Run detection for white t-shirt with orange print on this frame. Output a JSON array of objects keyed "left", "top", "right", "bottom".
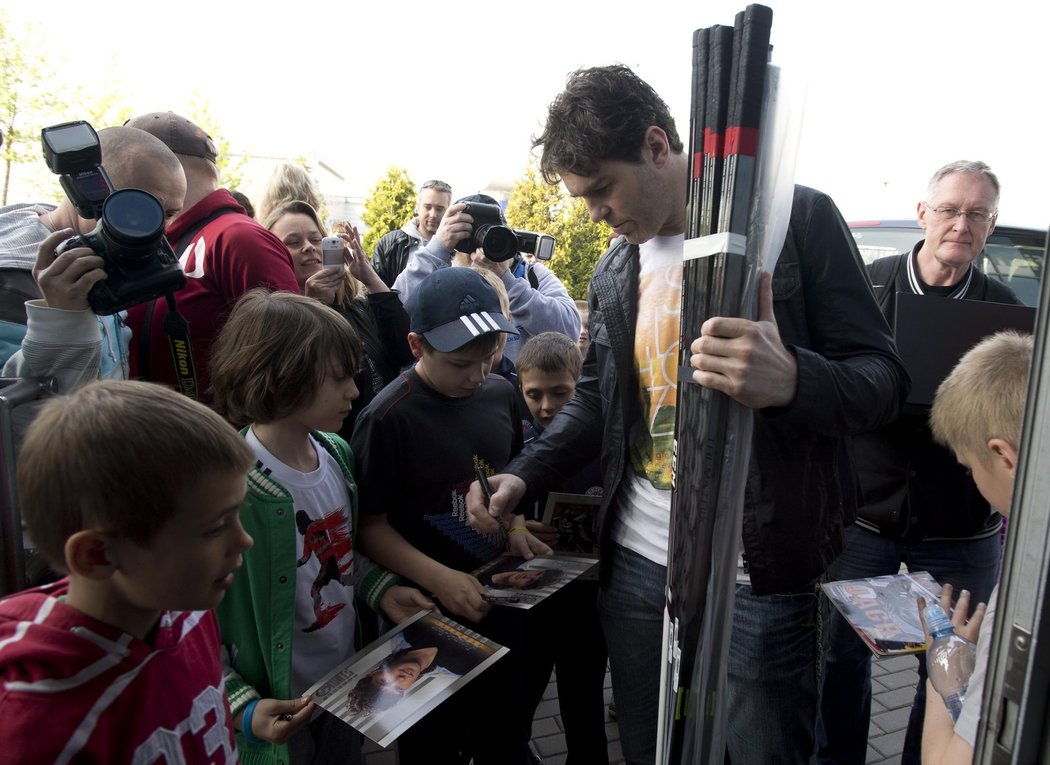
[{"left": 611, "top": 233, "right": 684, "bottom": 565}]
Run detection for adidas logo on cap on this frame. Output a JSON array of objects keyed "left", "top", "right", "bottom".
[{"left": 459, "top": 294, "right": 480, "bottom": 312}]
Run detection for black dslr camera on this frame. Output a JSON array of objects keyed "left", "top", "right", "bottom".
[
  {"left": 455, "top": 202, "right": 519, "bottom": 262},
  {"left": 41, "top": 120, "right": 186, "bottom": 316},
  {"left": 455, "top": 202, "right": 556, "bottom": 262}
]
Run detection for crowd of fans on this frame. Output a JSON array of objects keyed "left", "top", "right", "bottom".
[{"left": 0, "top": 63, "right": 1034, "bottom": 765}]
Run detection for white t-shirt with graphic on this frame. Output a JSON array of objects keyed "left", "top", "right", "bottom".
[
  {"left": 246, "top": 429, "right": 358, "bottom": 697},
  {"left": 611, "top": 234, "right": 684, "bottom": 565}
]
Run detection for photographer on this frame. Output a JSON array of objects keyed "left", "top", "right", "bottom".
[
  {"left": 123, "top": 112, "right": 301, "bottom": 402},
  {"left": 1, "top": 126, "right": 186, "bottom": 388},
  {"left": 393, "top": 194, "right": 580, "bottom": 362}
]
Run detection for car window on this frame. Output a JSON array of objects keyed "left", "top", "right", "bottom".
[{"left": 850, "top": 229, "right": 919, "bottom": 265}]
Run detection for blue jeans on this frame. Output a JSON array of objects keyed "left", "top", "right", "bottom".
[
  {"left": 817, "top": 525, "right": 1001, "bottom": 765},
  {"left": 598, "top": 543, "right": 666, "bottom": 765},
  {"left": 727, "top": 583, "right": 826, "bottom": 765},
  {"left": 601, "top": 543, "right": 826, "bottom": 765}
]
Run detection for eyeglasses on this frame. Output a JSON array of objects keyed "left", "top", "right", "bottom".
[
  {"left": 924, "top": 204, "right": 997, "bottom": 225},
  {"left": 420, "top": 180, "right": 452, "bottom": 193}
]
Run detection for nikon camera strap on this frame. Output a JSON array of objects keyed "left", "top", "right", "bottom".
[
  {"left": 137, "top": 205, "right": 241, "bottom": 399},
  {"left": 162, "top": 292, "right": 197, "bottom": 400}
]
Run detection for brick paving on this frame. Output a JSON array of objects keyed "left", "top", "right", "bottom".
[
  {"left": 363, "top": 656, "right": 919, "bottom": 764},
  {"left": 866, "top": 654, "right": 921, "bottom": 764}
]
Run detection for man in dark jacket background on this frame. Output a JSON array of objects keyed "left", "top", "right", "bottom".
[
  {"left": 370, "top": 179, "right": 451, "bottom": 287},
  {"left": 819, "top": 160, "right": 1017, "bottom": 765},
  {"left": 467, "top": 64, "right": 908, "bottom": 765}
]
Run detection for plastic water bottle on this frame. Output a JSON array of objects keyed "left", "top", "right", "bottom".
[{"left": 924, "top": 602, "right": 977, "bottom": 721}]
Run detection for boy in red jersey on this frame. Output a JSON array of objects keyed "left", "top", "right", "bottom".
[{"left": 0, "top": 380, "right": 255, "bottom": 764}]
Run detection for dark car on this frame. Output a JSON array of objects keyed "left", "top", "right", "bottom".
[{"left": 848, "top": 220, "right": 1047, "bottom": 307}]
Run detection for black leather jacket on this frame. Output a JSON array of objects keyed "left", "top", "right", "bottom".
[
  {"left": 505, "top": 186, "right": 909, "bottom": 595},
  {"left": 371, "top": 227, "right": 422, "bottom": 288}
]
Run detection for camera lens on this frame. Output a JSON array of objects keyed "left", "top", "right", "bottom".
[
  {"left": 101, "top": 189, "right": 164, "bottom": 245},
  {"left": 479, "top": 225, "right": 518, "bottom": 262}
]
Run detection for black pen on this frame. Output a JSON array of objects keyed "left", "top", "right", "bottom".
[{"left": 475, "top": 466, "right": 508, "bottom": 535}]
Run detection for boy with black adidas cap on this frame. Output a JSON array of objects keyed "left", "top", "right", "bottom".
[
  {"left": 393, "top": 192, "right": 580, "bottom": 363},
  {"left": 351, "top": 267, "right": 552, "bottom": 764}
]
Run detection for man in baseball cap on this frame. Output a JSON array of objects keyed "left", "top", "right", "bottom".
[
  {"left": 125, "top": 112, "right": 218, "bottom": 164},
  {"left": 121, "top": 111, "right": 300, "bottom": 401}
]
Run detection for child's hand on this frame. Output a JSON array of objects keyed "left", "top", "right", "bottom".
[
  {"left": 507, "top": 524, "right": 553, "bottom": 559},
  {"left": 380, "top": 585, "right": 436, "bottom": 624},
  {"left": 34, "top": 228, "right": 107, "bottom": 311},
  {"left": 243, "top": 696, "right": 314, "bottom": 744},
  {"left": 918, "top": 583, "right": 988, "bottom": 647},
  {"left": 524, "top": 519, "right": 558, "bottom": 548},
  {"left": 431, "top": 568, "right": 490, "bottom": 623},
  {"left": 467, "top": 473, "right": 526, "bottom": 534}
]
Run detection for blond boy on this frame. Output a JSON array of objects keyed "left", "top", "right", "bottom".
[{"left": 923, "top": 330, "right": 1033, "bottom": 764}]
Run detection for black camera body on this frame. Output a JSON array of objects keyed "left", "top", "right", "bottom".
[
  {"left": 455, "top": 202, "right": 518, "bottom": 262},
  {"left": 57, "top": 189, "right": 186, "bottom": 315},
  {"left": 42, "top": 121, "right": 186, "bottom": 316},
  {"left": 455, "top": 202, "right": 557, "bottom": 263}
]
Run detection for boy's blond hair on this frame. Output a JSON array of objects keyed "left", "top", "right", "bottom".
[
  {"left": 469, "top": 266, "right": 511, "bottom": 319},
  {"left": 930, "top": 330, "right": 1033, "bottom": 463},
  {"left": 209, "top": 289, "right": 363, "bottom": 428},
  {"left": 17, "top": 380, "right": 254, "bottom": 570},
  {"left": 516, "top": 331, "right": 583, "bottom": 380}
]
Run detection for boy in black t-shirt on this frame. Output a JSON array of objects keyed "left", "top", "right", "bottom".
[{"left": 351, "top": 267, "right": 551, "bottom": 765}]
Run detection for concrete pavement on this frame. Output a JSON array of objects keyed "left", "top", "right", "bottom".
[{"left": 362, "top": 656, "right": 919, "bottom": 764}]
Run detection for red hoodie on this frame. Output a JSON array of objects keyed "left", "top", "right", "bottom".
[{"left": 127, "top": 188, "right": 299, "bottom": 400}]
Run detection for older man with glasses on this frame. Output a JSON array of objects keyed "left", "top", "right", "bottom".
[
  {"left": 819, "top": 161, "right": 1021, "bottom": 765},
  {"left": 370, "top": 179, "right": 452, "bottom": 288}
]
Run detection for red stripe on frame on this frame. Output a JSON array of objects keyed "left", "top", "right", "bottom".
[
  {"left": 703, "top": 128, "right": 724, "bottom": 158},
  {"left": 725, "top": 127, "right": 759, "bottom": 157}
]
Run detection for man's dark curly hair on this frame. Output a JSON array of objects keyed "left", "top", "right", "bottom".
[{"left": 533, "top": 64, "right": 683, "bottom": 184}]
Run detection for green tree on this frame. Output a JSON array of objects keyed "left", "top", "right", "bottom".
[
  {"left": 0, "top": 11, "right": 65, "bottom": 204},
  {"left": 505, "top": 162, "right": 561, "bottom": 233},
  {"left": 189, "top": 93, "right": 249, "bottom": 192},
  {"left": 552, "top": 197, "right": 610, "bottom": 300},
  {"left": 361, "top": 166, "right": 416, "bottom": 256},
  {"left": 506, "top": 161, "right": 608, "bottom": 300}
]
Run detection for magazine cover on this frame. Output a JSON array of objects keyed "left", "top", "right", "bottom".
[
  {"left": 304, "top": 610, "right": 508, "bottom": 747},
  {"left": 822, "top": 571, "right": 943, "bottom": 657},
  {"left": 541, "top": 492, "right": 602, "bottom": 554},
  {"left": 471, "top": 552, "right": 598, "bottom": 609}
]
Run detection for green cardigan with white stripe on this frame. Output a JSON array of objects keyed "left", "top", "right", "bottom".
[{"left": 216, "top": 429, "right": 400, "bottom": 765}]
